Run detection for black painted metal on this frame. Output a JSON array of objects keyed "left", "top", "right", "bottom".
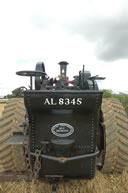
[
  {"left": 16, "top": 70, "right": 46, "bottom": 77},
  {"left": 16, "top": 61, "right": 104, "bottom": 180},
  {"left": 24, "top": 90, "right": 102, "bottom": 179},
  {"left": 16, "top": 70, "right": 46, "bottom": 90},
  {"left": 58, "top": 61, "right": 68, "bottom": 78},
  {"left": 30, "top": 150, "right": 99, "bottom": 163},
  {"left": 35, "top": 62, "right": 46, "bottom": 90}
]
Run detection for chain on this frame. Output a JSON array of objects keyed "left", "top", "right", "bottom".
[
  {"left": 33, "top": 149, "right": 41, "bottom": 183},
  {"left": 23, "top": 121, "right": 41, "bottom": 182}
]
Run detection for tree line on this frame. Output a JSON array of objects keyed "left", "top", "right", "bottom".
[{"left": 4, "top": 88, "right": 23, "bottom": 99}]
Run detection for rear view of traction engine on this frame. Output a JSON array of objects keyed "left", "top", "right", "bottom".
[
  {"left": 1, "top": 61, "right": 128, "bottom": 193},
  {"left": 16, "top": 61, "right": 105, "bottom": 180}
]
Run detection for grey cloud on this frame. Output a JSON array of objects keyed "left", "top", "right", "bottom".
[
  {"left": 66, "top": 14, "right": 128, "bottom": 61},
  {"left": 30, "top": 3, "right": 128, "bottom": 62}
]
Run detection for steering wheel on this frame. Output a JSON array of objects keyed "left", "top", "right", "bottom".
[{"left": 16, "top": 70, "right": 46, "bottom": 77}]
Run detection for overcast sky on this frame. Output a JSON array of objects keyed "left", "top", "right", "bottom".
[{"left": 0, "top": 0, "right": 128, "bottom": 95}]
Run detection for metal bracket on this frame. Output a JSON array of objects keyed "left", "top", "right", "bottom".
[
  {"left": 30, "top": 150, "right": 99, "bottom": 163},
  {"left": 4, "top": 132, "right": 25, "bottom": 145},
  {"left": 52, "top": 183, "right": 57, "bottom": 193}
]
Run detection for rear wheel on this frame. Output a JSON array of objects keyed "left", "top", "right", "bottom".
[
  {"left": 101, "top": 98, "right": 128, "bottom": 173},
  {"left": 0, "top": 98, "right": 27, "bottom": 172},
  {"left": 0, "top": 103, "right": 6, "bottom": 118}
]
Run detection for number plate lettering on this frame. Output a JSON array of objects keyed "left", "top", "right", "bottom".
[{"left": 44, "top": 98, "right": 82, "bottom": 105}]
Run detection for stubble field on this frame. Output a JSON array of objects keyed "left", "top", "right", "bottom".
[
  {"left": 0, "top": 102, "right": 128, "bottom": 193},
  {"left": 0, "top": 170, "right": 128, "bottom": 193}
]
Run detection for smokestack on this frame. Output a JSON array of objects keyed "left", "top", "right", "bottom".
[{"left": 58, "top": 61, "right": 68, "bottom": 78}]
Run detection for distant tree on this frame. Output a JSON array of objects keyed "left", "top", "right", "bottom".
[
  {"left": 4, "top": 87, "right": 23, "bottom": 98},
  {"left": 103, "top": 89, "right": 113, "bottom": 98},
  {"left": 6, "top": 94, "right": 13, "bottom": 98},
  {"left": 12, "top": 87, "right": 23, "bottom": 97}
]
